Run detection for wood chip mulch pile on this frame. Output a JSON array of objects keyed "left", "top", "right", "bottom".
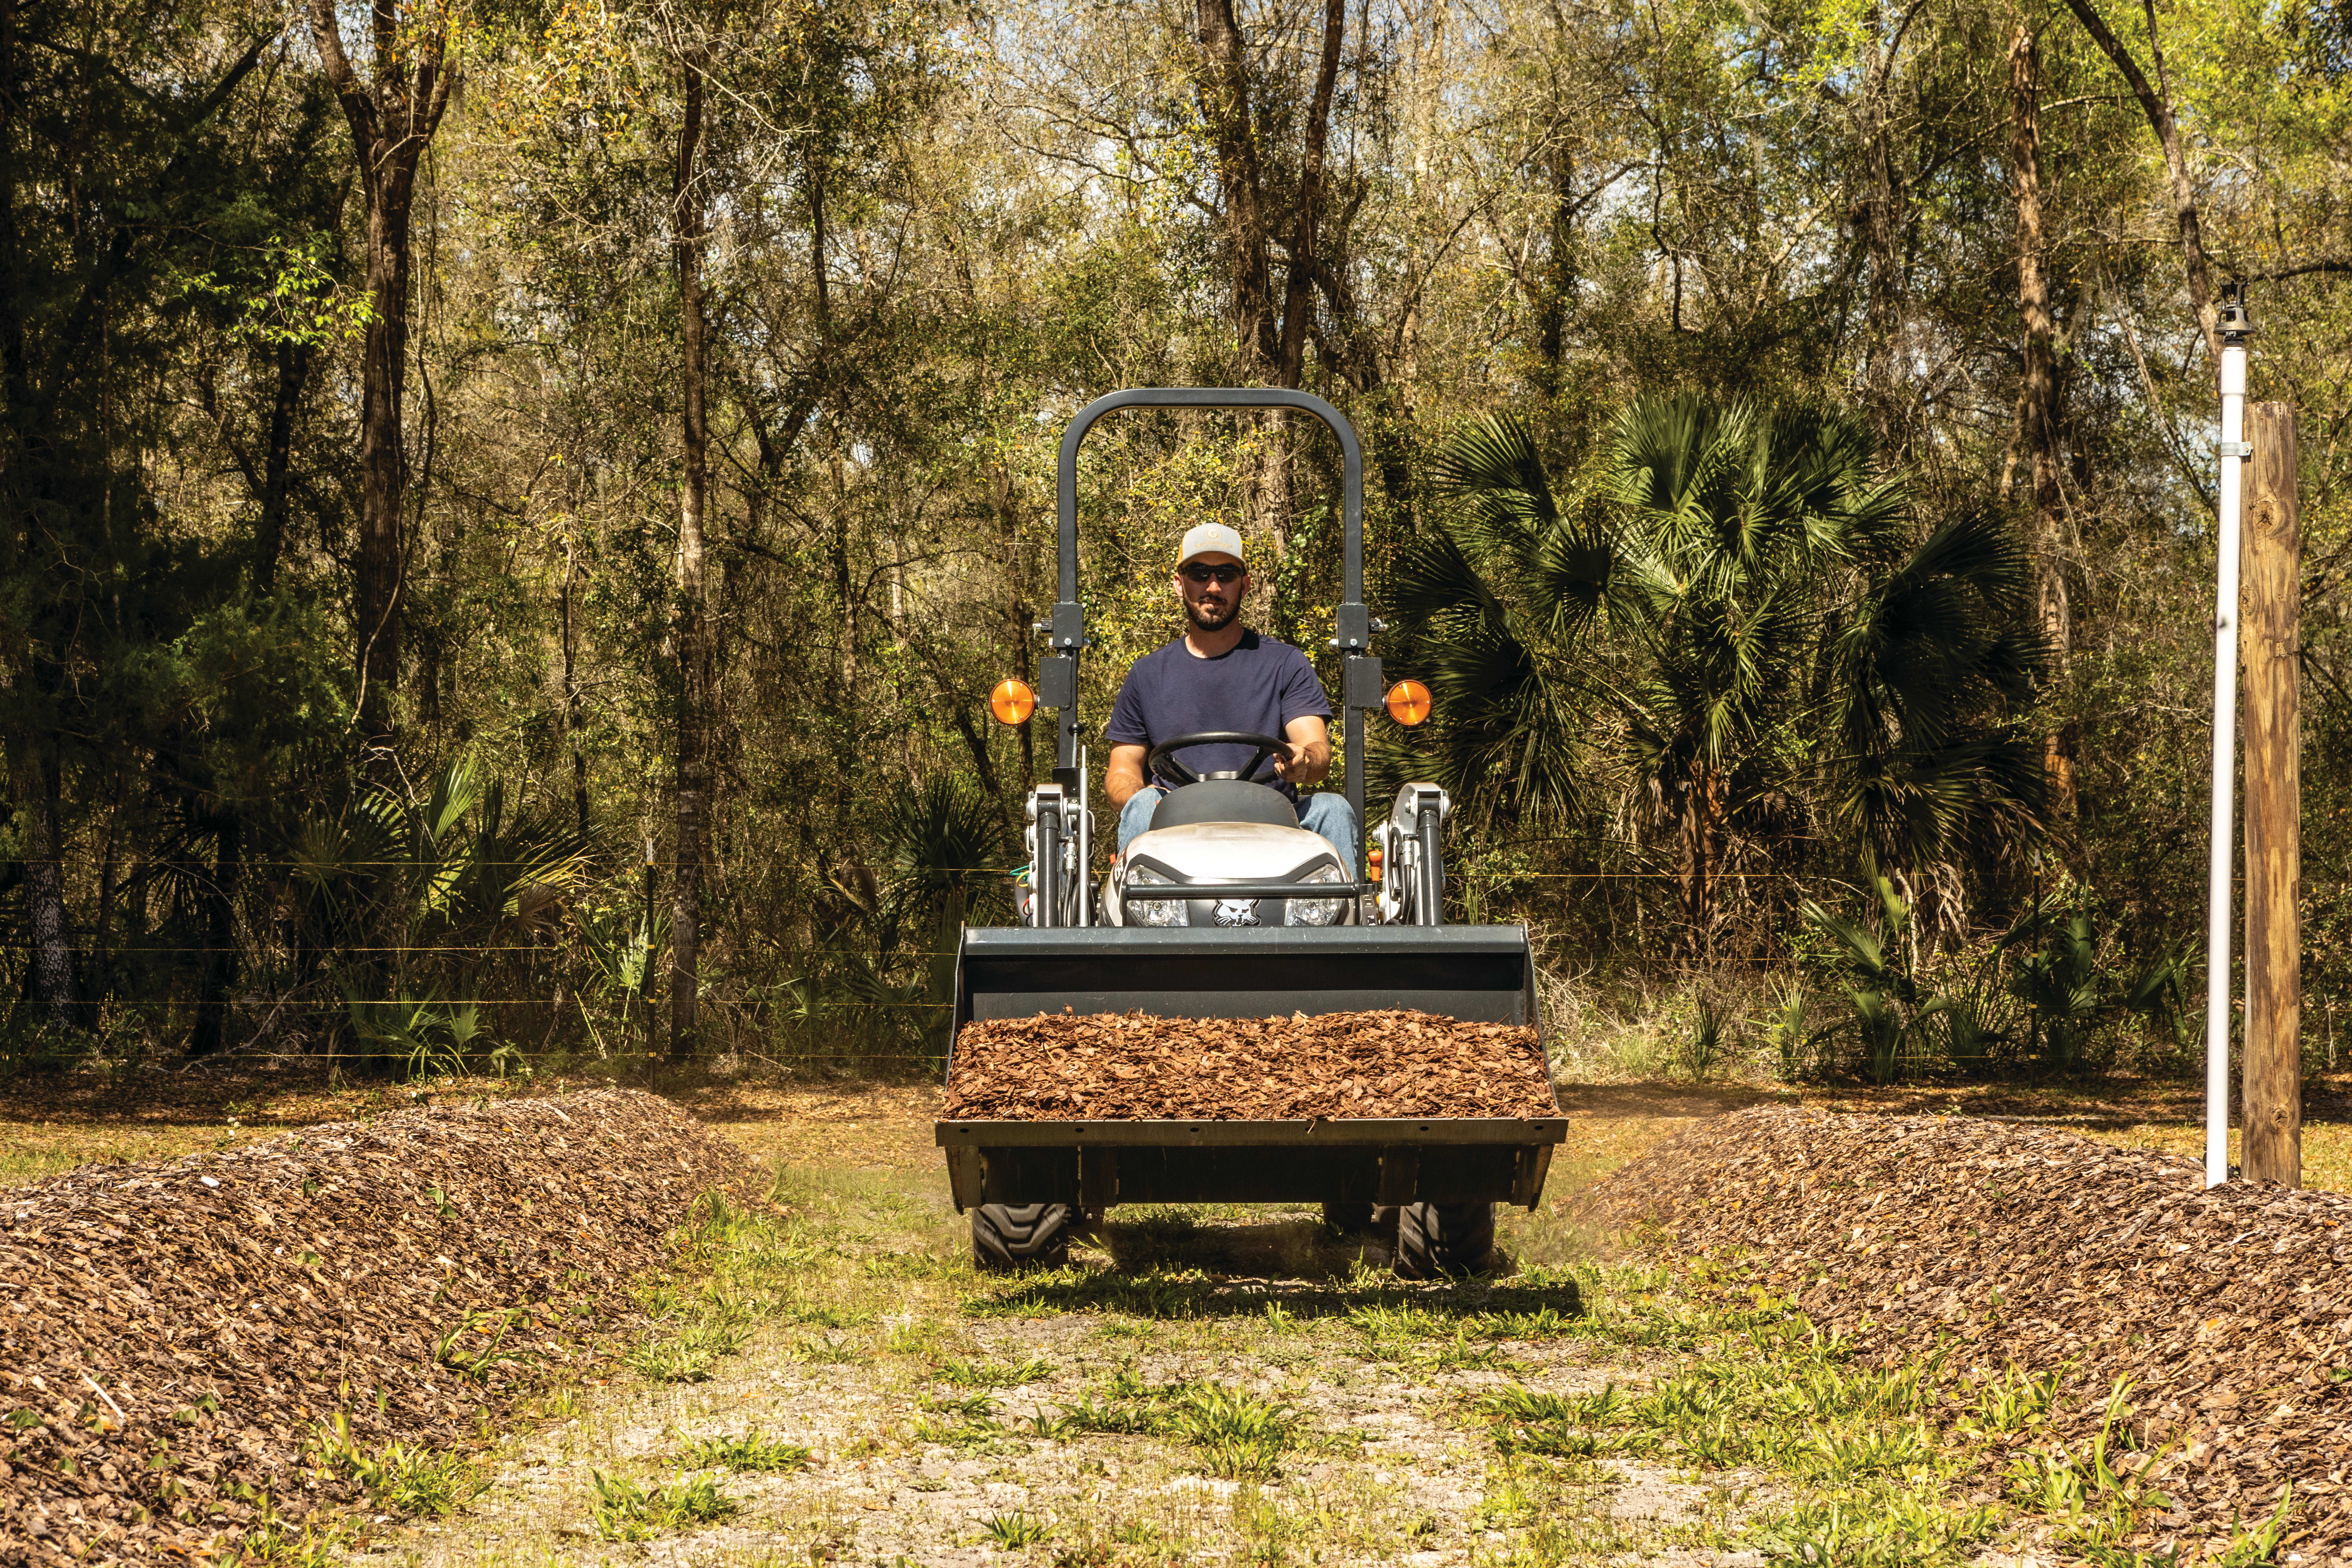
[
  {"left": 1, "top": 1088, "right": 753, "bottom": 1566},
  {"left": 1588, "top": 1106, "right": 2352, "bottom": 1558},
  {"left": 942, "top": 1009, "right": 1556, "bottom": 1120}
]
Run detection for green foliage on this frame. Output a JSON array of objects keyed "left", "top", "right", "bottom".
[
  {"left": 1800, "top": 869, "right": 1943, "bottom": 1083},
  {"left": 1164, "top": 1384, "right": 1299, "bottom": 1478},
  {"left": 307, "top": 1413, "right": 484, "bottom": 1517},
  {"left": 679, "top": 1430, "right": 814, "bottom": 1471},
  {"left": 629, "top": 1300, "right": 753, "bottom": 1384},
  {"left": 588, "top": 1470, "right": 738, "bottom": 1540},
  {"left": 2000, "top": 907, "right": 2192, "bottom": 1072},
  {"left": 4, "top": 0, "right": 2344, "bottom": 1080},
  {"left": 936, "top": 1355, "right": 1056, "bottom": 1388},
  {"left": 1395, "top": 396, "right": 2043, "bottom": 959},
  {"left": 1040, "top": 1373, "right": 1300, "bottom": 1475},
  {"left": 983, "top": 1511, "right": 1056, "bottom": 1548}
]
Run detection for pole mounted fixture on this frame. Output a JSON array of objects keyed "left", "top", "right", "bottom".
[{"left": 2204, "top": 283, "right": 2253, "bottom": 1189}]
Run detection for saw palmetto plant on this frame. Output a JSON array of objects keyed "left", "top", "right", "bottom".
[
  {"left": 282, "top": 756, "right": 597, "bottom": 1069},
  {"left": 879, "top": 774, "right": 1014, "bottom": 1053},
  {"left": 1387, "top": 395, "right": 2047, "bottom": 955}
]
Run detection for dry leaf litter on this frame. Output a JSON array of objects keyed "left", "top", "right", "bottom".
[
  {"left": 1588, "top": 1105, "right": 2352, "bottom": 1558},
  {"left": 0, "top": 1088, "right": 751, "bottom": 1565},
  {"left": 942, "top": 1008, "right": 1555, "bottom": 1120}
]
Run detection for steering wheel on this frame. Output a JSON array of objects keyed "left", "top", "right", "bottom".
[{"left": 1146, "top": 731, "right": 1291, "bottom": 788}]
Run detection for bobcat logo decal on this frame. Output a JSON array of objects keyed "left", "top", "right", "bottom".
[{"left": 1213, "top": 898, "right": 1262, "bottom": 927}]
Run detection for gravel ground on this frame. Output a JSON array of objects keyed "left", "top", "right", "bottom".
[{"left": 359, "top": 1168, "right": 1754, "bottom": 1568}]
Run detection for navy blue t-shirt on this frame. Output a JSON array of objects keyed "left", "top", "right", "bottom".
[{"left": 1106, "top": 630, "right": 1334, "bottom": 799}]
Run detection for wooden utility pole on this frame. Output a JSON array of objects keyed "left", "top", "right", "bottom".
[{"left": 2241, "top": 401, "right": 2301, "bottom": 1186}]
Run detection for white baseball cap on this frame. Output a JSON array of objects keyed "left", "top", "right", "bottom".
[{"left": 1178, "top": 523, "right": 1247, "bottom": 569}]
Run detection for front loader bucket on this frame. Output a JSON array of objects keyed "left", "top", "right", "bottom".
[{"left": 951, "top": 925, "right": 1539, "bottom": 1035}]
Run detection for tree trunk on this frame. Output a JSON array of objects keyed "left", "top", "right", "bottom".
[
  {"left": 1196, "top": 0, "right": 1280, "bottom": 382},
  {"left": 1250, "top": 0, "right": 1346, "bottom": 569},
  {"left": 2055, "top": 0, "right": 2220, "bottom": 362},
  {"left": 1677, "top": 763, "right": 1726, "bottom": 965},
  {"left": 669, "top": 50, "right": 712, "bottom": 1062},
  {"left": 2007, "top": 24, "right": 2074, "bottom": 812},
  {"left": 1536, "top": 142, "right": 1577, "bottom": 386},
  {"left": 561, "top": 526, "right": 591, "bottom": 837},
  {"left": 10, "top": 735, "right": 81, "bottom": 1020},
  {"left": 306, "top": 0, "right": 456, "bottom": 775},
  {"left": 993, "top": 465, "right": 1034, "bottom": 793},
  {"left": 190, "top": 817, "right": 241, "bottom": 1057},
  {"left": 1859, "top": 9, "right": 1907, "bottom": 435},
  {"left": 254, "top": 339, "right": 311, "bottom": 593}
]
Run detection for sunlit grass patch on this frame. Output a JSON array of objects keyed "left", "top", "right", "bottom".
[
  {"left": 588, "top": 1470, "right": 737, "bottom": 1541},
  {"left": 787, "top": 1332, "right": 870, "bottom": 1365},
  {"left": 1168, "top": 1383, "right": 1298, "bottom": 1478},
  {"left": 910, "top": 1390, "right": 1002, "bottom": 1447},
  {"left": 307, "top": 1412, "right": 485, "bottom": 1518},
  {"left": 1749, "top": 1481, "right": 2002, "bottom": 1566},
  {"left": 937, "top": 1354, "right": 1056, "bottom": 1387},
  {"left": 1040, "top": 1371, "right": 1302, "bottom": 1477},
  {"left": 966, "top": 1266, "right": 1211, "bottom": 1321},
  {"left": 1345, "top": 1302, "right": 1519, "bottom": 1371},
  {"left": 782, "top": 1301, "right": 875, "bottom": 1329},
  {"left": 677, "top": 1428, "right": 812, "bottom": 1471},
  {"left": 981, "top": 1510, "right": 1055, "bottom": 1547}
]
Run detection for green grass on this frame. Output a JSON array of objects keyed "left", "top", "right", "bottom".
[
  {"left": 1043, "top": 1372, "right": 1302, "bottom": 1477},
  {"left": 588, "top": 1470, "right": 737, "bottom": 1540},
  {"left": 910, "top": 1390, "right": 1003, "bottom": 1447},
  {"left": 937, "top": 1354, "right": 1056, "bottom": 1387},
  {"left": 677, "top": 1428, "right": 813, "bottom": 1471},
  {"left": 982, "top": 1510, "right": 1055, "bottom": 1548},
  {"left": 1167, "top": 1383, "right": 1299, "bottom": 1478}
]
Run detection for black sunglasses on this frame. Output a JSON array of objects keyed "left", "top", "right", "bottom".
[{"left": 1179, "top": 563, "right": 1243, "bottom": 585}]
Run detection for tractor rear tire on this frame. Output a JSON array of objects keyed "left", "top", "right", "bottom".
[
  {"left": 1393, "top": 1201, "right": 1495, "bottom": 1279},
  {"left": 1321, "top": 1201, "right": 1401, "bottom": 1237},
  {"left": 971, "top": 1203, "right": 1072, "bottom": 1271}
]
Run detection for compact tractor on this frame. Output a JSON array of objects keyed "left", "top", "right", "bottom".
[{"left": 939, "top": 389, "right": 1565, "bottom": 1277}]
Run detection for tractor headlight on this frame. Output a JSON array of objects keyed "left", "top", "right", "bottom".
[
  {"left": 1125, "top": 865, "right": 1189, "bottom": 928},
  {"left": 1283, "top": 864, "right": 1349, "bottom": 926}
]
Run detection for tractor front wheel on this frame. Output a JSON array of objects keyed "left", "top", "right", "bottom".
[
  {"left": 1393, "top": 1201, "right": 1494, "bottom": 1279},
  {"left": 971, "top": 1203, "right": 1072, "bottom": 1271},
  {"left": 1320, "top": 1201, "right": 1400, "bottom": 1237}
]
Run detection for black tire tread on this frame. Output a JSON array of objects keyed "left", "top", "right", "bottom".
[
  {"left": 971, "top": 1202, "right": 1072, "bottom": 1271},
  {"left": 1321, "top": 1201, "right": 1400, "bottom": 1237},
  {"left": 1393, "top": 1201, "right": 1495, "bottom": 1279}
]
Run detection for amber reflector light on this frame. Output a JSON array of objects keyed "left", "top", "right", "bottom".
[
  {"left": 1384, "top": 680, "right": 1433, "bottom": 726},
  {"left": 989, "top": 679, "right": 1037, "bottom": 725}
]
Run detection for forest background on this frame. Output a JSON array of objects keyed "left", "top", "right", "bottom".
[{"left": 2, "top": 0, "right": 2347, "bottom": 1082}]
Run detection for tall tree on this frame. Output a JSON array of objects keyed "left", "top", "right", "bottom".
[
  {"left": 2003, "top": 22, "right": 2073, "bottom": 812},
  {"left": 668, "top": 35, "right": 712, "bottom": 1059},
  {"left": 1191, "top": 0, "right": 1346, "bottom": 551},
  {"left": 2055, "top": 0, "right": 2220, "bottom": 362},
  {"left": 306, "top": 0, "right": 457, "bottom": 766}
]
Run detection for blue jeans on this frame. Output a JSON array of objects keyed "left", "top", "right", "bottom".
[{"left": 1116, "top": 786, "right": 1358, "bottom": 879}]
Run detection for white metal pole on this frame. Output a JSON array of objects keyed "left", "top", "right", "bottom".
[{"left": 2204, "top": 294, "right": 2254, "bottom": 1188}]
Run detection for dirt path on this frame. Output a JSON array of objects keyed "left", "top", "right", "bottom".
[{"left": 349, "top": 1087, "right": 1754, "bottom": 1568}]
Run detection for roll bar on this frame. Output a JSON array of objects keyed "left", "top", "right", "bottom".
[{"left": 1040, "top": 388, "right": 1382, "bottom": 866}]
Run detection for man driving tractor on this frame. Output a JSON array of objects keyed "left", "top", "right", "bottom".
[{"left": 1104, "top": 524, "right": 1358, "bottom": 876}]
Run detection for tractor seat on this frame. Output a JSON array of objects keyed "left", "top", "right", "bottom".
[{"left": 1150, "top": 779, "right": 1298, "bottom": 832}]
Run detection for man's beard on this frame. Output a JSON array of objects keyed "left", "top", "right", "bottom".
[{"left": 1185, "top": 597, "right": 1239, "bottom": 633}]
